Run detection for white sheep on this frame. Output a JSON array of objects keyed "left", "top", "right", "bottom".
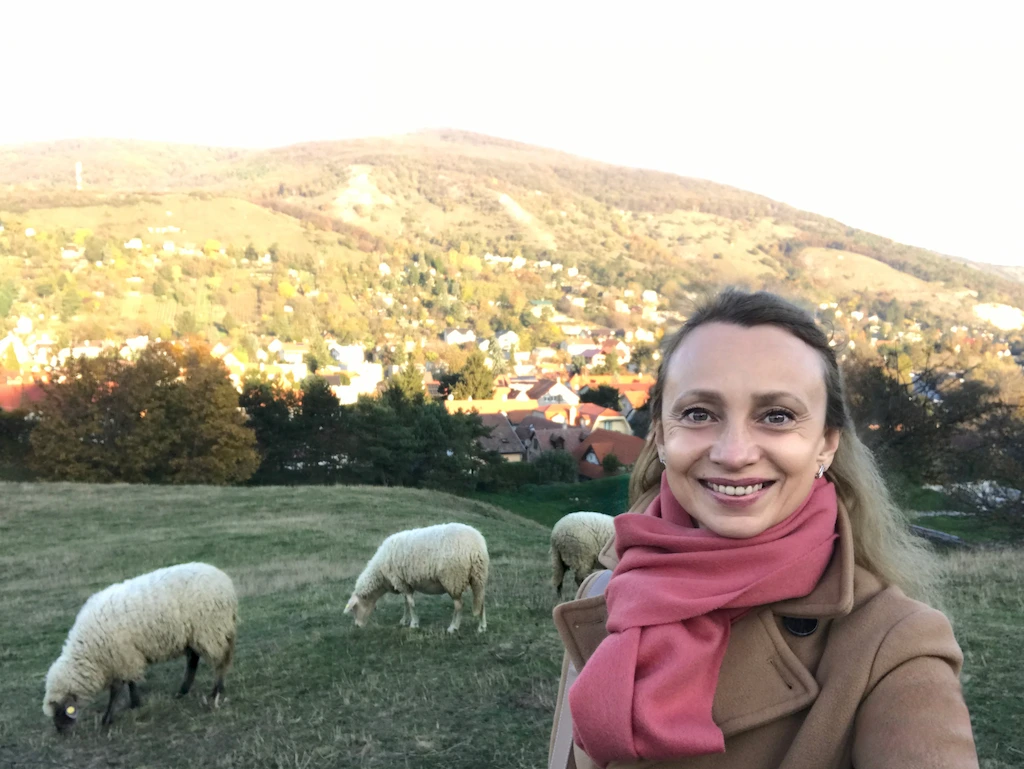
[
  {"left": 551, "top": 511, "right": 616, "bottom": 599},
  {"left": 344, "top": 522, "right": 489, "bottom": 633},
  {"left": 42, "top": 562, "right": 238, "bottom": 732}
]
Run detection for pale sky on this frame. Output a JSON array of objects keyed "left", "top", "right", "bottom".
[{"left": 3, "top": 1, "right": 1022, "bottom": 265}]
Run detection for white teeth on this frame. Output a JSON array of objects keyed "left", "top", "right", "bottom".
[{"left": 708, "top": 482, "right": 764, "bottom": 496}]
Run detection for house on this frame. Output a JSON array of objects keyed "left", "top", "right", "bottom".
[
  {"left": 445, "top": 399, "right": 540, "bottom": 417},
  {"left": 582, "top": 349, "right": 607, "bottom": 369},
  {"left": 526, "top": 378, "right": 580, "bottom": 406},
  {"left": 569, "top": 373, "right": 655, "bottom": 393},
  {"left": 601, "top": 339, "right": 632, "bottom": 364},
  {"left": 533, "top": 403, "right": 578, "bottom": 426},
  {"left": 515, "top": 417, "right": 587, "bottom": 460},
  {"left": 641, "top": 290, "right": 659, "bottom": 305},
  {"left": 618, "top": 390, "right": 650, "bottom": 415},
  {"left": 278, "top": 344, "right": 310, "bottom": 365},
  {"left": 529, "top": 300, "right": 554, "bottom": 319},
  {"left": 443, "top": 328, "right": 476, "bottom": 346},
  {"left": 572, "top": 429, "right": 645, "bottom": 480},
  {"left": 576, "top": 404, "right": 633, "bottom": 435},
  {"left": 61, "top": 244, "right": 83, "bottom": 260},
  {"left": 496, "top": 330, "right": 520, "bottom": 350},
  {"left": 123, "top": 238, "right": 143, "bottom": 250},
  {"left": 0, "top": 381, "right": 46, "bottom": 411},
  {"left": 329, "top": 344, "right": 365, "bottom": 370},
  {"left": 478, "top": 414, "right": 527, "bottom": 462}
]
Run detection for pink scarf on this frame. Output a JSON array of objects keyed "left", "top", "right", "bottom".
[{"left": 569, "top": 474, "right": 838, "bottom": 766}]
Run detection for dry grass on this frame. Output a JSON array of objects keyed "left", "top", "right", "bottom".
[{"left": 0, "top": 482, "right": 1019, "bottom": 767}]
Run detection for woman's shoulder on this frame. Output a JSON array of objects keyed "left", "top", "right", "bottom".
[{"left": 841, "top": 566, "right": 963, "bottom": 683}]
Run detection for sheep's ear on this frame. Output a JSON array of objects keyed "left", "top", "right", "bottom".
[{"left": 343, "top": 596, "right": 358, "bottom": 614}]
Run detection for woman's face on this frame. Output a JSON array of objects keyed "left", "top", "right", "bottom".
[{"left": 656, "top": 322, "right": 840, "bottom": 539}]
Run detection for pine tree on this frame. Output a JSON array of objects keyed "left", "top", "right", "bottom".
[{"left": 452, "top": 351, "right": 494, "bottom": 400}]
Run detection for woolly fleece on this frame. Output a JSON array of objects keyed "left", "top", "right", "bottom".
[
  {"left": 350, "top": 522, "right": 489, "bottom": 622},
  {"left": 43, "top": 562, "right": 237, "bottom": 716},
  {"left": 551, "top": 511, "right": 615, "bottom": 594}
]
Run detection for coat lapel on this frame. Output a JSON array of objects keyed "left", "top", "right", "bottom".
[{"left": 553, "top": 501, "right": 856, "bottom": 739}]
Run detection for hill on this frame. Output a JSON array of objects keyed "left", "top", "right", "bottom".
[
  {"left": 0, "top": 482, "right": 1019, "bottom": 767},
  {"left": 2, "top": 130, "right": 1023, "bottom": 350}
]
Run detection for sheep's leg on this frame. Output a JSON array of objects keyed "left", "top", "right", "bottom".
[
  {"left": 551, "top": 548, "right": 567, "bottom": 599},
  {"left": 128, "top": 681, "right": 142, "bottom": 709},
  {"left": 399, "top": 595, "right": 411, "bottom": 627},
  {"left": 404, "top": 593, "right": 419, "bottom": 629},
  {"left": 177, "top": 647, "right": 200, "bottom": 697},
  {"left": 471, "top": 575, "right": 487, "bottom": 633},
  {"left": 101, "top": 680, "right": 123, "bottom": 726},
  {"left": 209, "top": 677, "right": 225, "bottom": 708},
  {"left": 447, "top": 596, "right": 463, "bottom": 633}
]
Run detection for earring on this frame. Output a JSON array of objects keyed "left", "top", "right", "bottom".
[
  {"left": 658, "top": 455, "right": 666, "bottom": 466},
  {"left": 815, "top": 464, "right": 826, "bottom": 479}
]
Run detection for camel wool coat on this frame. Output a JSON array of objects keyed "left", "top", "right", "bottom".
[{"left": 548, "top": 502, "right": 978, "bottom": 769}]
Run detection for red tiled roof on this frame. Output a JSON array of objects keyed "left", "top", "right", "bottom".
[
  {"left": 572, "top": 429, "right": 645, "bottom": 479},
  {"left": 0, "top": 382, "right": 46, "bottom": 411}
]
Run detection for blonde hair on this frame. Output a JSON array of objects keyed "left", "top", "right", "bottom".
[{"left": 629, "top": 289, "right": 938, "bottom": 603}]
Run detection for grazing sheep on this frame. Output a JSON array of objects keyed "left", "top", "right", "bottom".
[
  {"left": 344, "top": 522, "right": 489, "bottom": 633},
  {"left": 551, "top": 511, "right": 615, "bottom": 599},
  {"left": 43, "top": 562, "right": 237, "bottom": 732}
]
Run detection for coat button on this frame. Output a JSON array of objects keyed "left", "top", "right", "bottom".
[{"left": 782, "top": 617, "right": 818, "bottom": 637}]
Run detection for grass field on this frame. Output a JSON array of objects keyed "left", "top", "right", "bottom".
[{"left": 0, "top": 482, "right": 1020, "bottom": 768}]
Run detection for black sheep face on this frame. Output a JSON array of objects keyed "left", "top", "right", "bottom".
[{"left": 51, "top": 696, "right": 78, "bottom": 734}]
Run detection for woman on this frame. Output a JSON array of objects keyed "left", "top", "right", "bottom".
[{"left": 548, "top": 289, "right": 977, "bottom": 769}]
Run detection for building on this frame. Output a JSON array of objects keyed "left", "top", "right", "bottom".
[
  {"left": 576, "top": 403, "right": 633, "bottom": 434},
  {"left": 526, "top": 379, "right": 580, "bottom": 406},
  {"left": 572, "top": 429, "right": 645, "bottom": 480},
  {"left": 478, "top": 414, "right": 528, "bottom": 462},
  {"left": 443, "top": 328, "right": 477, "bottom": 346}
]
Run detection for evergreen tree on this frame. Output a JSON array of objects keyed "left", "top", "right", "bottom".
[
  {"left": 387, "top": 362, "right": 425, "bottom": 402},
  {"left": 452, "top": 350, "right": 494, "bottom": 399}
]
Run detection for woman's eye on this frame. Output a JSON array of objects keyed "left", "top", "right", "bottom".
[
  {"left": 680, "top": 407, "right": 712, "bottom": 423},
  {"left": 763, "top": 409, "right": 794, "bottom": 425}
]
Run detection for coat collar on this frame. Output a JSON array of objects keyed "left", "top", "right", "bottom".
[{"left": 555, "top": 498, "right": 856, "bottom": 741}]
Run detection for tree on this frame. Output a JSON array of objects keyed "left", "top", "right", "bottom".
[
  {"left": 580, "top": 385, "right": 621, "bottom": 410},
  {"left": 593, "top": 350, "right": 621, "bottom": 375},
  {"left": 452, "top": 351, "right": 494, "bottom": 400},
  {"left": 1, "top": 344, "right": 19, "bottom": 376},
  {"left": 30, "top": 343, "right": 259, "bottom": 484},
  {"left": 387, "top": 362, "right": 425, "bottom": 402},
  {"left": 244, "top": 243, "right": 259, "bottom": 261},
  {"left": 60, "top": 289, "right": 82, "bottom": 321},
  {"left": 0, "top": 280, "right": 15, "bottom": 317},
  {"left": 631, "top": 343, "right": 656, "bottom": 373},
  {"left": 177, "top": 310, "right": 198, "bottom": 336},
  {"left": 602, "top": 453, "right": 623, "bottom": 475}
]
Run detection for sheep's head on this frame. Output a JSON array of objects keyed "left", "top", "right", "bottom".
[
  {"left": 48, "top": 695, "right": 79, "bottom": 734},
  {"left": 343, "top": 594, "right": 376, "bottom": 627}
]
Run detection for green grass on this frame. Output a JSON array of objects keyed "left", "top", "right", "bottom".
[
  {"left": 0, "top": 482, "right": 1019, "bottom": 768},
  {"left": 469, "top": 475, "right": 630, "bottom": 528},
  {"left": 0, "top": 483, "right": 561, "bottom": 769},
  {"left": 911, "top": 514, "right": 1022, "bottom": 545}
]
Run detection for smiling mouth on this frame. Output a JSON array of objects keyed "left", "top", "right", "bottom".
[{"left": 700, "top": 480, "right": 775, "bottom": 497}]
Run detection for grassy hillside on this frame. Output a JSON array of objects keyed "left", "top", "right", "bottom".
[{"left": 0, "top": 483, "right": 1020, "bottom": 767}]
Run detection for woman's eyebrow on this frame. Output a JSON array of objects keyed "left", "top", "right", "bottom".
[
  {"left": 670, "top": 389, "right": 723, "bottom": 407},
  {"left": 751, "top": 391, "right": 808, "bottom": 410}
]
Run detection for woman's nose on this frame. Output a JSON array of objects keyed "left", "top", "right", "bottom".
[{"left": 708, "top": 422, "right": 760, "bottom": 468}]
